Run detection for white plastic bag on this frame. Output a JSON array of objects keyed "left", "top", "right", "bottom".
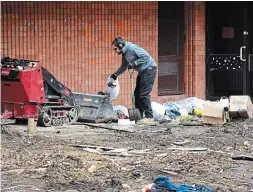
[
  {"left": 105, "top": 76, "right": 120, "bottom": 101},
  {"left": 151, "top": 102, "right": 167, "bottom": 120},
  {"left": 113, "top": 105, "right": 129, "bottom": 117}
]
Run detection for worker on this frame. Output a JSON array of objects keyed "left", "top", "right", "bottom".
[{"left": 109, "top": 37, "right": 157, "bottom": 122}]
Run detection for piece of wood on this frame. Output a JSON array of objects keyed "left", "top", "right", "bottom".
[
  {"left": 71, "top": 144, "right": 117, "bottom": 151},
  {"left": 82, "top": 148, "right": 135, "bottom": 158},
  {"left": 159, "top": 169, "right": 178, "bottom": 176},
  {"left": 231, "top": 155, "right": 253, "bottom": 161},
  {"left": 128, "top": 149, "right": 151, "bottom": 154},
  {"left": 28, "top": 118, "right": 35, "bottom": 135},
  {"left": 82, "top": 148, "right": 101, "bottom": 154},
  {"left": 168, "top": 147, "right": 207, "bottom": 151},
  {"left": 172, "top": 140, "right": 190, "bottom": 146},
  {"left": 100, "top": 152, "right": 136, "bottom": 157},
  {"left": 180, "top": 121, "right": 204, "bottom": 126},
  {"left": 82, "top": 123, "right": 135, "bottom": 133}
]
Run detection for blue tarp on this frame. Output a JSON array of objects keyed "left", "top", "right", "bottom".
[{"left": 152, "top": 176, "right": 217, "bottom": 192}]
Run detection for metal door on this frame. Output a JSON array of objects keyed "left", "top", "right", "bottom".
[{"left": 206, "top": 2, "right": 253, "bottom": 100}]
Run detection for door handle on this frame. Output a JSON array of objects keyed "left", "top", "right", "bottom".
[{"left": 240, "top": 46, "right": 246, "bottom": 61}]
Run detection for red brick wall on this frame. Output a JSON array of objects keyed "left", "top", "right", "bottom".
[
  {"left": 184, "top": 1, "right": 206, "bottom": 100},
  {"left": 1, "top": 1, "right": 158, "bottom": 107},
  {"left": 1, "top": 1, "right": 206, "bottom": 107},
  {"left": 156, "top": 1, "right": 206, "bottom": 103}
]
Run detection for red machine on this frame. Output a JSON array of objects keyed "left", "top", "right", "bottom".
[{"left": 1, "top": 57, "right": 78, "bottom": 126}]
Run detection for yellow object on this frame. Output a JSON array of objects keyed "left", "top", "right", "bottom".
[{"left": 193, "top": 109, "right": 203, "bottom": 116}]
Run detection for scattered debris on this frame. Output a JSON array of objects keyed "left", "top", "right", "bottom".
[
  {"left": 231, "top": 155, "right": 253, "bottom": 161},
  {"left": 132, "top": 169, "right": 141, "bottom": 177},
  {"left": 72, "top": 144, "right": 137, "bottom": 158},
  {"left": 81, "top": 123, "right": 135, "bottom": 133},
  {"left": 172, "top": 140, "right": 190, "bottom": 146},
  {"left": 180, "top": 121, "right": 204, "bottom": 126},
  {"left": 4, "top": 168, "right": 25, "bottom": 175},
  {"left": 71, "top": 144, "right": 117, "bottom": 151},
  {"left": 28, "top": 168, "right": 47, "bottom": 174},
  {"left": 158, "top": 119, "right": 171, "bottom": 124},
  {"left": 2, "top": 109, "right": 253, "bottom": 192},
  {"left": 167, "top": 147, "right": 207, "bottom": 151},
  {"left": 156, "top": 153, "right": 168, "bottom": 157},
  {"left": 128, "top": 149, "right": 150, "bottom": 154},
  {"left": 118, "top": 119, "right": 135, "bottom": 125},
  {"left": 88, "top": 165, "right": 97, "bottom": 173},
  {"left": 159, "top": 169, "right": 179, "bottom": 176},
  {"left": 122, "top": 183, "right": 130, "bottom": 189}
]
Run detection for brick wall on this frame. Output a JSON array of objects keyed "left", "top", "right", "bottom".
[
  {"left": 184, "top": 1, "right": 206, "bottom": 100},
  {"left": 1, "top": 1, "right": 158, "bottom": 107},
  {"left": 1, "top": 1, "right": 206, "bottom": 107}
]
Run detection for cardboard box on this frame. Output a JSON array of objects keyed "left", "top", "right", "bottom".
[
  {"left": 202, "top": 101, "right": 228, "bottom": 125},
  {"left": 229, "top": 95, "right": 253, "bottom": 118}
]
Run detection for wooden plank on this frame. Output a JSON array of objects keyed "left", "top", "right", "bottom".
[
  {"left": 159, "top": 169, "right": 178, "bottom": 176},
  {"left": 81, "top": 123, "right": 135, "bottom": 133},
  {"left": 180, "top": 121, "right": 204, "bottom": 126},
  {"left": 71, "top": 144, "right": 116, "bottom": 151},
  {"left": 231, "top": 155, "right": 253, "bottom": 161},
  {"left": 168, "top": 147, "right": 207, "bottom": 151}
]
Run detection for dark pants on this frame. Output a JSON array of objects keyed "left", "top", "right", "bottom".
[{"left": 134, "top": 66, "right": 156, "bottom": 118}]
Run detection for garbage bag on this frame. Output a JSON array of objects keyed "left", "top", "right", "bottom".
[
  {"left": 113, "top": 105, "right": 129, "bottom": 117},
  {"left": 163, "top": 97, "right": 205, "bottom": 117},
  {"left": 105, "top": 76, "right": 120, "bottom": 101},
  {"left": 163, "top": 103, "right": 181, "bottom": 119},
  {"left": 184, "top": 97, "right": 205, "bottom": 110},
  {"left": 151, "top": 102, "right": 167, "bottom": 120}
]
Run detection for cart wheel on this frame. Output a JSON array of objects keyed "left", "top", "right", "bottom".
[
  {"left": 52, "top": 118, "right": 57, "bottom": 126},
  {"left": 61, "top": 118, "right": 66, "bottom": 125},
  {"left": 56, "top": 118, "right": 63, "bottom": 126},
  {"left": 38, "top": 108, "right": 52, "bottom": 127},
  {"left": 68, "top": 107, "right": 78, "bottom": 124}
]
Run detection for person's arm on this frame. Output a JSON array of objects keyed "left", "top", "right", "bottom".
[
  {"left": 111, "top": 57, "right": 128, "bottom": 79},
  {"left": 130, "top": 46, "right": 150, "bottom": 66}
]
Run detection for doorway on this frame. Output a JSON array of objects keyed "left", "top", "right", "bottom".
[{"left": 206, "top": 2, "right": 253, "bottom": 100}]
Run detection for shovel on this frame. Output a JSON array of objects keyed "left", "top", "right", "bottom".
[{"left": 128, "top": 69, "right": 142, "bottom": 122}]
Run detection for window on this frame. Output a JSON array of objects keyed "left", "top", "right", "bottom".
[{"left": 158, "top": 2, "right": 184, "bottom": 96}]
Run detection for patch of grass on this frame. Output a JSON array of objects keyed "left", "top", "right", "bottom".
[
  {"left": 70, "top": 168, "right": 90, "bottom": 182},
  {"left": 179, "top": 115, "right": 194, "bottom": 122}
]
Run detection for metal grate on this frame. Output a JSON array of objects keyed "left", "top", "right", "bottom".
[
  {"left": 208, "top": 55, "right": 243, "bottom": 71},
  {"left": 207, "top": 54, "right": 244, "bottom": 97},
  {"left": 158, "top": 2, "right": 184, "bottom": 96}
]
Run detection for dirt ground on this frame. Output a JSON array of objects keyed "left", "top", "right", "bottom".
[{"left": 1, "top": 118, "right": 253, "bottom": 192}]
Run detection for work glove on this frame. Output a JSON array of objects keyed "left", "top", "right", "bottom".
[
  {"left": 108, "top": 74, "right": 117, "bottom": 88},
  {"left": 110, "top": 73, "right": 117, "bottom": 80},
  {"left": 108, "top": 79, "right": 117, "bottom": 88}
]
